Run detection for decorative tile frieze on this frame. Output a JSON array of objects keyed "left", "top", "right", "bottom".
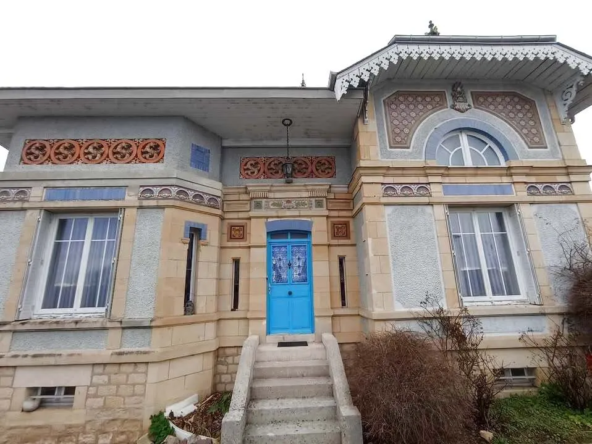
[
  {"left": 21, "top": 138, "right": 166, "bottom": 165},
  {"left": 227, "top": 222, "right": 247, "bottom": 241},
  {"left": 240, "top": 156, "right": 336, "bottom": 179},
  {"left": 44, "top": 187, "right": 126, "bottom": 201},
  {"left": 330, "top": 221, "right": 351, "bottom": 240},
  {"left": 251, "top": 198, "right": 325, "bottom": 211},
  {"left": 382, "top": 184, "right": 431, "bottom": 197},
  {"left": 138, "top": 185, "right": 221, "bottom": 209},
  {"left": 471, "top": 92, "right": 546, "bottom": 148},
  {"left": 450, "top": 82, "right": 472, "bottom": 113},
  {"left": 0, "top": 188, "right": 31, "bottom": 202},
  {"left": 383, "top": 91, "right": 447, "bottom": 148},
  {"left": 526, "top": 183, "right": 574, "bottom": 196}
]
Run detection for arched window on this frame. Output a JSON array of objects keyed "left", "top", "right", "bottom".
[{"left": 435, "top": 131, "right": 505, "bottom": 167}]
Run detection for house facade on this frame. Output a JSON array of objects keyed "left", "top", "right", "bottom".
[{"left": 0, "top": 33, "right": 592, "bottom": 443}]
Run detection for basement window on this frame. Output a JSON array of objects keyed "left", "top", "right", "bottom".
[
  {"left": 497, "top": 368, "right": 536, "bottom": 387},
  {"left": 33, "top": 386, "right": 76, "bottom": 408}
]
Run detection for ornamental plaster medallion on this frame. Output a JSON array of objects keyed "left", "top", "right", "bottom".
[
  {"left": 138, "top": 185, "right": 221, "bottom": 209},
  {"left": 0, "top": 188, "right": 31, "bottom": 202},
  {"left": 382, "top": 184, "right": 432, "bottom": 197},
  {"left": 20, "top": 139, "right": 166, "bottom": 165},
  {"left": 383, "top": 91, "right": 447, "bottom": 148},
  {"left": 450, "top": 82, "right": 472, "bottom": 113},
  {"left": 471, "top": 92, "right": 547, "bottom": 148},
  {"left": 331, "top": 221, "right": 351, "bottom": 240},
  {"left": 227, "top": 223, "right": 247, "bottom": 241},
  {"left": 239, "top": 156, "right": 336, "bottom": 179},
  {"left": 526, "top": 183, "right": 573, "bottom": 196}
]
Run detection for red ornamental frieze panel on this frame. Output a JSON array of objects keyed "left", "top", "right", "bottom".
[
  {"left": 21, "top": 138, "right": 166, "bottom": 165},
  {"left": 383, "top": 91, "right": 448, "bottom": 148},
  {"left": 239, "top": 156, "right": 336, "bottom": 179},
  {"left": 471, "top": 92, "right": 547, "bottom": 148}
]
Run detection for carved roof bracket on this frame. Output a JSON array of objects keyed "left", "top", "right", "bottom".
[{"left": 554, "top": 75, "right": 584, "bottom": 124}]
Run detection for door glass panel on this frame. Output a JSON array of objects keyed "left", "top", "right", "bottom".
[
  {"left": 271, "top": 245, "right": 288, "bottom": 283},
  {"left": 291, "top": 245, "right": 308, "bottom": 283},
  {"left": 290, "top": 232, "right": 308, "bottom": 239},
  {"left": 270, "top": 233, "right": 289, "bottom": 239}
]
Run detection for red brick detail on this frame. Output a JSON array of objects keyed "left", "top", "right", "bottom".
[
  {"left": 20, "top": 139, "right": 166, "bottom": 165},
  {"left": 239, "top": 156, "right": 336, "bottom": 179}
]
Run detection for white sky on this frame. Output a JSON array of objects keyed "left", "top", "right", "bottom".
[{"left": 0, "top": 0, "right": 591, "bottom": 168}]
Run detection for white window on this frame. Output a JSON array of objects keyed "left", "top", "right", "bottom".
[
  {"left": 448, "top": 208, "right": 525, "bottom": 303},
  {"left": 32, "top": 386, "right": 76, "bottom": 408},
  {"left": 497, "top": 368, "right": 536, "bottom": 387},
  {"left": 436, "top": 131, "right": 505, "bottom": 167},
  {"left": 37, "top": 214, "right": 120, "bottom": 315}
]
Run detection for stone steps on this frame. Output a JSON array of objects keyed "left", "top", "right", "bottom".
[
  {"left": 243, "top": 419, "right": 342, "bottom": 444},
  {"left": 250, "top": 376, "right": 334, "bottom": 399},
  {"left": 253, "top": 359, "right": 330, "bottom": 379},
  {"left": 247, "top": 397, "right": 337, "bottom": 423},
  {"left": 255, "top": 343, "right": 327, "bottom": 362}
]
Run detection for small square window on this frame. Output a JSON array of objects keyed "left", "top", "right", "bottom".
[
  {"left": 33, "top": 386, "right": 76, "bottom": 408},
  {"left": 190, "top": 144, "right": 210, "bottom": 172}
]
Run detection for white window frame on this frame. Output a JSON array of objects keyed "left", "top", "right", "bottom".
[
  {"left": 32, "top": 386, "right": 76, "bottom": 408},
  {"left": 449, "top": 207, "right": 529, "bottom": 305},
  {"left": 497, "top": 368, "right": 536, "bottom": 387},
  {"left": 437, "top": 130, "right": 505, "bottom": 167},
  {"left": 34, "top": 213, "right": 119, "bottom": 317}
]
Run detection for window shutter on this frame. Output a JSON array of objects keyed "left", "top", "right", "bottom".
[
  {"left": 105, "top": 209, "right": 124, "bottom": 318},
  {"left": 17, "top": 210, "right": 52, "bottom": 320},
  {"left": 508, "top": 205, "right": 541, "bottom": 305},
  {"left": 444, "top": 206, "right": 463, "bottom": 303}
]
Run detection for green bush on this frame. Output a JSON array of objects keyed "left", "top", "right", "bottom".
[
  {"left": 149, "top": 411, "right": 175, "bottom": 444},
  {"left": 491, "top": 392, "right": 592, "bottom": 444}
]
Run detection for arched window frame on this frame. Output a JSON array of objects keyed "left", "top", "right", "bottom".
[{"left": 436, "top": 130, "right": 506, "bottom": 167}]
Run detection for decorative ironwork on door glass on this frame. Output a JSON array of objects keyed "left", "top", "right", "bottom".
[
  {"left": 291, "top": 245, "right": 308, "bottom": 283},
  {"left": 271, "top": 245, "right": 288, "bottom": 283}
]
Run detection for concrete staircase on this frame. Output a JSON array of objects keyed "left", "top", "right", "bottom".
[
  {"left": 243, "top": 343, "right": 341, "bottom": 444},
  {"left": 221, "top": 334, "right": 362, "bottom": 444}
]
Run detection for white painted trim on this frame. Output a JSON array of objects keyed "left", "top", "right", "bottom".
[{"left": 335, "top": 43, "right": 592, "bottom": 99}]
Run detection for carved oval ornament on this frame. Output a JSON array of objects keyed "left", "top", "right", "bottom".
[
  {"left": 80, "top": 139, "right": 109, "bottom": 164},
  {"left": 137, "top": 139, "right": 165, "bottom": 163},
  {"left": 22, "top": 140, "right": 51, "bottom": 164},
  {"left": 50, "top": 139, "right": 80, "bottom": 164}
]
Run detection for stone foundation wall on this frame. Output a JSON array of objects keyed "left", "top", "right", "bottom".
[
  {"left": 0, "top": 363, "right": 147, "bottom": 444},
  {"left": 339, "top": 343, "right": 357, "bottom": 376},
  {"left": 214, "top": 346, "right": 241, "bottom": 392}
]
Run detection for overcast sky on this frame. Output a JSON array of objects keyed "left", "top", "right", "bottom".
[{"left": 0, "top": 0, "right": 591, "bottom": 168}]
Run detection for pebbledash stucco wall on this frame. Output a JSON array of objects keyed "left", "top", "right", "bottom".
[
  {"left": 0, "top": 211, "right": 25, "bottom": 319},
  {"left": 221, "top": 146, "right": 352, "bottom": 186},
  {"left": 533, "top": 203, "right": 588, "bottom": 304},
  {"left": 125, "top": 208, "right": 165, "bottom": 319},
  {"left": 5, "top": 116, "right": 223, "bottom": 181},
  {"left": 385, "top": 205, "right": 445, "bottom": 309},
  {"left": 372, "top": 81, "right": 562, "bottom": 161}
]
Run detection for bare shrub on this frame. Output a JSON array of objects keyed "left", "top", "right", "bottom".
[
  {"left": 349, "top": 330, "right": 474, "bottom": 444},
  {"left": 416, "top": 295, "right": 505, "bottom": 429},
  {"left": 520, "top": 321, "right": 592, "bottom": 411}
]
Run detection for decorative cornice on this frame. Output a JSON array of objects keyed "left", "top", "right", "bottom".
[
  {"left": 382, "top": 184, "right": 431, "bottom": 197},
  {"left": 138, "top": 185, "right": 221, "bottom": 209},
  {"left": 0, "top": 188, "right": 31, "bottom": 202},
  {"left": 334, "top": 43, "right": 592, "bottom": 100},
  {"left": 526, "top": 183, "right": 574, "bottom": 196}
]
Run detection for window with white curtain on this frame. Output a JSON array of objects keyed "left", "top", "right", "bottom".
[
  {"left": 436, "top": 131, "right": 505, "bottom": 167},
  {"left": 38, "top": 214, "right": 120, "bottom": 314},
  {"left": 448, "top": 208, "right": 524, "bottom": 303}
]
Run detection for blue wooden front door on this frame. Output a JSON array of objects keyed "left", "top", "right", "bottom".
[{"left": 267, "top": 231, "right": 314, "bottom": 334}]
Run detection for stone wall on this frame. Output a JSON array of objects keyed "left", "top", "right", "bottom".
[{"left": 214, "top": 347, "right": 241, "bottom": 393}]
